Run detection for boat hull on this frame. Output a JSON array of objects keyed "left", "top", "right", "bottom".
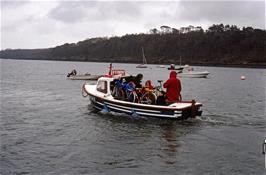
[
  {"left": 68, "top": 74, "right": 103, "bottom": 80},
  {"left": 136, "top": 64, "right": 147, "bottom": 68},
  {"left": 156, "top": 65, "right": 166, "bottom": 68},
  {"left": 86, "top": 89, "right": 202, "bottom": 120},
  {"left": 178, "top": 71, "right": 210, "bottom": 78}
]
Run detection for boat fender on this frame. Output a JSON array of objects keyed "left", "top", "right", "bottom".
[
  {"left": 131, "top": 109, "right": 139, "bottom": 118},
  {"left": 102, "top": 103, "right": 109, "bottom": 114},
  {"left": 240, "top": 76, "right": 246, "bottom": 80}
]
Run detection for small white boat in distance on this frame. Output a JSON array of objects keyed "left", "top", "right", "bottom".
[
  {"left": 157, "top": 65, "right": 166, "bottom": 68},
  {"left": 67, "top": 69, "right": 103, "bottom": 80},
  {"left": 136, "top": 64, "right": 147, "bottom": 68},
  {"left": 177, "top": 67, "right": 210, "bottom": 78},
  {"left": 67, "top": 74, "right": 103, "bottom": 80},
  {"left": 136, "top": 47, "right": 148, "bottom": 68},
  {"left": 178, "top": 71, "right": 210, "bottom": 78}
]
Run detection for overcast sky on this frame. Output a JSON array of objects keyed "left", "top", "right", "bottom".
[{"left": 1, "top": 0, "right": 265, "bottom": 49}]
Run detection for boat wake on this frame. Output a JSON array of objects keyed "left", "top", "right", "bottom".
[{"left": 194, "top": 115, "right": 229, "bottom": 126}]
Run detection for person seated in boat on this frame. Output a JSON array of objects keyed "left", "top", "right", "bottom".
[
  {"left": 132, "top": 74, "right": 144, "bottom": 99},
  {"left": 112, "top": 78, "right": 126, "bottom": 99},
  {"left": 144, "top": 80, "right": 154, "bottom": 90},
  {"left": 124, "top": 74, "right": 143, "bottom": 88},
  {"left": 142, "top": 79, "right": 156, "bottom": 100},
  {"left": 156, "top": 91, "right": 166, "bottom": 105},
  {"left": 139, "top": 80, "right": 156, "bottom": 104},
  {"left": 122, "top": 74, "right": 143, "bottom": 102},
  {"left": 132, "top": 74, "right": 143, "bottom": 89},
  {"left": 125, "top": 81, "right": 137, "bottom": 102},
  {"left": 163, "top": 71, "right": 182, "bottom": 103},
  {"left": 124, "top": 75, "right": 134, "bottom": 84},
  {"left": 67, "top": 69, "right": 77, "bottom": 77}
]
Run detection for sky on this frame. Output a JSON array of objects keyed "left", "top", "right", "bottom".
[{"left": 1, "top": 0, "right": 265, "bottom": 49}]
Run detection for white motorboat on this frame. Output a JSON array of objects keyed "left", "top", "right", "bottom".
[
  {"left": 157, "top": 65, "right": 166, "bottom": 68},
  {"left": 82, "top": 66, "right": 203, "bottom": 120},
  {"left": 177, "top": 67, "right": 210, "bottom": 78},
  {"left": 178, "top": 71, "right": 210, "bottom": 78}
]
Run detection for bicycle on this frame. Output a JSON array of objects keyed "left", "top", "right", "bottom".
[
  {"left": 140, "top": 89, "right": 157, "bottom": 104},
  {"left": 139, "top": 80, "right": 164, "bottom": 105},
  {"left": 112, "top": 79, "right": 139, "bottom": 103},
  {"left": 112, "top": 79, "right": 166, "bottom": 105},
  {"left": 112, "top": 79, "right": 126, "bottom": 99},
  {"left": 125, "top": 82, "right": 139, "bottom": 103}
]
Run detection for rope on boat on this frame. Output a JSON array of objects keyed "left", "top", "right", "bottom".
[{"left": 82, "top": 84, "right": 89, "bottom": 97}]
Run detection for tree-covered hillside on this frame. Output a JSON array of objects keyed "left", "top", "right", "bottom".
[{"left": 1, "top": 24, "right": 265, "bottom": 67}]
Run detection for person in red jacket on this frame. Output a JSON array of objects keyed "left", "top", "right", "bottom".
[{"left": 163, "top": 71, "right": 182, "bottom": 103}]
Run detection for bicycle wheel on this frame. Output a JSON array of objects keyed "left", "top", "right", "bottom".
[
  {"left": 127, "top": 91, "right": 138, "bottom": 103},
  {"left": 141, "top": 92, "right": 157, "bottom": 104},
  {"left": 112, "top": 87, "right": 125, "bottom": 99}
]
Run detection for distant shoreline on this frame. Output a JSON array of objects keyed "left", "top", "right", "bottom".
[
  {"left": 1, "top": 58, "right": 265, "bottom": 69},
  {"left": 1, "top": 25, "right": 265, "bottom": 69}
]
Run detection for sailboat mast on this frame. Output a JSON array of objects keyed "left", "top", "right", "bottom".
[{"left": 142, "top": 47, "right": 147, "bottom": 64}]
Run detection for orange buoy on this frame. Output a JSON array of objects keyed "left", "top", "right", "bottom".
[{"left": 240, "top": 76, "right": 246, "bottom": 80}]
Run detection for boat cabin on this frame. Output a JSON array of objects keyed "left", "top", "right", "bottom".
[
  {"left": 95, "top": 77, "right": 114, "bottom": 96},
  {"left": 95, "top": 75, "right": 159, "bottom": 104}
]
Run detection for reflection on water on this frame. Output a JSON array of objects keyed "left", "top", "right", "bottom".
[
  {"left": 160, "top": 123, "right": 179, "bottom": 164},
  {"left": 158, "top": 120, "right": 202, "bottom": 165}
]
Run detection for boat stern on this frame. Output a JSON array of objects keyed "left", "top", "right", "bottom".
[{"left": 169, "top": 101, "right": 202, "bottom": 119}]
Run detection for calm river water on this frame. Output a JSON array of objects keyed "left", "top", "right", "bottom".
[{"left": 1, "top": 59, "right": 265, "bottom": 175}]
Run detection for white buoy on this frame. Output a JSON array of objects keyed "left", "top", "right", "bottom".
[{"left": 240, "top": 76, "right": 246, "bottom": 80}]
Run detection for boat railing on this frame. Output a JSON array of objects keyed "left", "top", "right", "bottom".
[{"left": 112, "top": 69, "right": 125, "bottom": 76}]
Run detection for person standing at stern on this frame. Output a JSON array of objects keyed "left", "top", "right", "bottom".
[{"left": 163, "top": 71, "right": 182, "bottom": 103}]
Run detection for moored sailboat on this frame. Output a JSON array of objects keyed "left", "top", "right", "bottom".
[{"left": 136, "top": 47, "right": 148, "bottom": 68}]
